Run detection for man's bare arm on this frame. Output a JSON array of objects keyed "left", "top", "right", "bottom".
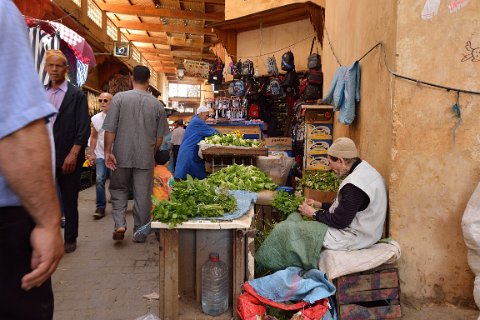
[
  {"left": 0, "top": 119, "right": 63, "bottom": 289},
  {"left": 104, "top": 131, "right": 117, "bottom": 170}
]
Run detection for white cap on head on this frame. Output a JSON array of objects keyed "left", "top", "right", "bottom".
[{"left": 196, "top": 105, "right": 209, "bottom": 114}]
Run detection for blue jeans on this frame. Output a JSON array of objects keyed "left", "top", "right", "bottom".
[{"left": 95, "top": 158, "right": 109, "bottom": 209}]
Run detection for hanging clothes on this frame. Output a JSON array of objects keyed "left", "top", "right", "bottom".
[
  {"left": 28, "top": 27, "right": 60, "bottom": 85},
  {"left": 321, "top": 61, "right": 360, "bottom": 125},
  {"left": 173, "top": 114, "right": 218, "bottom": 180}
]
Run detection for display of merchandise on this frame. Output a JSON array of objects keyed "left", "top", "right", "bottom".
[
  {"left": 201, "top": 253, "right": 229, "bottom": 316},
  {"left": 214, "top": 97, "right": 248, "bottom": 121}
]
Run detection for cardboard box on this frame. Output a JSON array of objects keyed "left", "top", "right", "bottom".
[
  {"left": 263, "top": 137, "right": 292, "bottom": 150},
  {"left": 306, "top": 124, "right": 333, "bottom": 139},
  {"left": 305, "top": 154, "right": 330, "bottom": 171},
  {"left": 303, "top": 188, "right": 337, "bottom": 203},
  {"left": 305, "top": 109, "right": 334, "bottom": 124},
  {"left": 306, "top": 139, "right": 331, "bottom": 155}
]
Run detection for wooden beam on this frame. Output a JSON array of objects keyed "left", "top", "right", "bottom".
[
  {"left": 180, "top": 0, "right": 225, "bottom": 5},
  {"left": 148, "top": 60, "right": 176, "bottom": 65},
  {"left": 137, "top": 48, "right": 172, "bottom": 55},
  {"left": 97, "top": 3, "right": 224, "bottom": 21},
  {"left": 114, "top": 21, "right": 216, "bottom": 35},
  {"left": 126, "top": 35, "right": 204, "bottom": 49}
]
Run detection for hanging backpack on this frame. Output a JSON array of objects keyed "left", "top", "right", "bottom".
[
  {"left": 282, "top": 70, "right": 300, "bottom": 93},
  {"left": 281, "top": 50, "right": 295, "bottom": 71},
  {"left": 307, "top": 36, "right": 322, "bottom": 70},
  {"left": 228, "top": 82, "right": 235, "bottom": 95},
  {"left": 233, "top": 79, "right": 245, "bottom": 96},
  {"left": 266, "top": 55, "right": 278, "bottom": 76},
  {"left": 233, "top": 60, "right": 243, "bottom": 79},
  {"left": 242, "top": 59, "right": 254, "bottom": 77},
  {"left": 248, "top": 103, "right": 259, "bottom": 118},
  {"left": 269, "top": 77, "right": 283, "bottom": 97}
]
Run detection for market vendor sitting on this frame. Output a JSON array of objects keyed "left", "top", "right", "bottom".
[
  {"left": 174, "top": 105, "right": 219, "bottom": 180},
  {"left": 298, "top": 137, "right": 387, "bottom": 251}
]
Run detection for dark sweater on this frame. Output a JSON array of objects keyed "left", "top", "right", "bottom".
[{"left": 314, "top": 160, "right": 370, "bottom": 229}]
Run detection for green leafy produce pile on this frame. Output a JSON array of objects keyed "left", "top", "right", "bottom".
[
  {"left": 297, "top": 171, "right": 341, "bottom": 192},
  {"left": 199, "top": 133, "right": 261, "bottom": 148},
  {"left": 272, "top": 191, "right": 304, "bottom": 218},
  {"left": 207, "top": 164, "right": 277, "bottom": 192},
  {"left": 152, "top": 175, "right": 237, "bottom": 227}
]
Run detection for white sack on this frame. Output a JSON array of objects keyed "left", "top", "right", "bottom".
[
  {"left": 318, "top": 240, "right": 401, "bottom": 280},
  {"left": 461, "top": 182, "right": 480, "bottom": 309}
]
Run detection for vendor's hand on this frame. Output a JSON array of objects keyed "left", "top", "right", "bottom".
[
  {"left": 62, "top": 152, "right": 78, "bottom": 174},
  {"left": 298, "top": 200, "right": 317, "bottom": 218},
  {"left": 105, "top": 152, "right": 117, "bottom": 171},
  {"left": 305, "top": 198, "right": 322, "bottom": 209}
]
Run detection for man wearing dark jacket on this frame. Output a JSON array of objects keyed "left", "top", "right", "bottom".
[{"left": 45, "top": 50, "right": 90, "bottom": 253}]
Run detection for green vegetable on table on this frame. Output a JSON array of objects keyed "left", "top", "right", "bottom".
[
  {"left": 152, "top": 175, "right": 237, "bottom": 227},
  {"left": 199, "top": 133, "right": 261, "bottom": 148},
  {"left": 272, "top": 191, "right": 305, "bottom": 219},
  {"left": 207, "top": 164, "right": 277, "bottom": 192},
  {"left": 297, "top": 171, "right": 341, "bottom": 192}
]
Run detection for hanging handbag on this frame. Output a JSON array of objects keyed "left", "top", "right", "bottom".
[{"left": 307, "top": 37, "right": 322, "bottom": 70}]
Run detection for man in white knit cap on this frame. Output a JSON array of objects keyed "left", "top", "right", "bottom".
[{"left": 299, "top": 137, "right": 388, "bottom": 251}]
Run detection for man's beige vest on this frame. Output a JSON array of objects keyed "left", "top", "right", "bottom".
[{"left": 323, "top": 161, "right": 387, "bottom": 251}]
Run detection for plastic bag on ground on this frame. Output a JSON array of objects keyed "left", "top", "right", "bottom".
[{"left": 134, "top": 312, "right": 160, "bottom": 320}]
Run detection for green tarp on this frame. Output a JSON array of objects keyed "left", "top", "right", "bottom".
[{"left": 256, "top": 212, "right": 328, "bottom": 271}]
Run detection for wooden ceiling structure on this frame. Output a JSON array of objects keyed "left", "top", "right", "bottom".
[{"left": 96, "top": 0, "right": 225, "bottom": 82}]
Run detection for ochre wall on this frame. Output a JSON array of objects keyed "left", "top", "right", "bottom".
[
  {"left": 225, "top": 0, "right": 325, "bottom": 20},
  {"left": 390, "top": 0, "right": 480, "bottom": 305},
  {"left": 236, "top": 19, "right": 318, "bottom": 75},
  {"left": 322, "top": 0, "right": 396, "bottom": 181}
]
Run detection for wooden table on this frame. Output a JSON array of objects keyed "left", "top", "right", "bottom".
[
  {"left": 151, "top": 208, "right": 255, "bottom": 320},
  {"left": 202, "top": 147, "right": 269, "bottom": 173}
]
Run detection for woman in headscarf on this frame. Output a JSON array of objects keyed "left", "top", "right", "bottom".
[{"left": 173, "top": 106, "right": 218, "bottom": 180}]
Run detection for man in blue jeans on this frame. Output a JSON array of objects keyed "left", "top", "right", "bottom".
[{"left": 89, "top": 92, "right": 112, "bottom": 219}]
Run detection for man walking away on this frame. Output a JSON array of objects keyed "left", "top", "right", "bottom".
[
  {"left": 104, "top": 65, "right": 169, "bottom": 243},
  {"left": 170, "top": 119, "right": 185, "bottom": 171},
  {"left": 89, "top": 92, "right": 112, "bottom": 219},
  {"left": 0, "top": 2, "right": 64, "bottom": 318},
  {"left": 45, "top": 49, "right": 91, "bottom": 254}
]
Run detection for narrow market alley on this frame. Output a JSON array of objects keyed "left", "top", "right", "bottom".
[{"left": 52, "top": 186, "right": 479, "bottom": 320}]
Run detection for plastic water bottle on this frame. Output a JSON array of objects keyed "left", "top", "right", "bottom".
[{"left": 201, "top": 252, "right": 229, "bottom": 316}]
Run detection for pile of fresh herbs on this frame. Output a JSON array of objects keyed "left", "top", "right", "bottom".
[
  {"left": 207, "top": 164, "right": 277, "bottom": 192},
  {"left": 152, "top": 175, "right": 237, "bottom": 227},
  {"left": 199, "top": 132, "right": 261, "bottom": 148},
  {"left": 297, "top": 171, "right": 340, "bottom": 192},
  {"left": 272, "top": 191, "right": 305, "bottom": 219}
]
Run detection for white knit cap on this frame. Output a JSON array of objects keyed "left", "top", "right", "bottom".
[
  {"left": 196, "top": 105, "right": 209, "bottom": 114},
  {"left": 327, "top": 137, "right": 359, "bottom": 158}
]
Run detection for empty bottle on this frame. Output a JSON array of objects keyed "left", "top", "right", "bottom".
[{"left": 201, "top": 252, "right": 229, "bottom": 316}]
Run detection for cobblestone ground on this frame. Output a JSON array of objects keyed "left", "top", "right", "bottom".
[{"left": 52, "top": 186, "right": 479, "bottom": 320}]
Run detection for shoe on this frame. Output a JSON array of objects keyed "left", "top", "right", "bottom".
[
  {"left": 61, "top": 216, "right": 65, "bottom": 229},
  {"left": 93, "top": 208, "right": 106, "bottom": 220},
  {"left": 132, "top": 231, "right": 147, "bottom": 243},
  {"left": 64, "top": 242, "right": 77, "bottom": 253},
  {"left": 112, "top": 227, "right": 126, "bottom": 241}
]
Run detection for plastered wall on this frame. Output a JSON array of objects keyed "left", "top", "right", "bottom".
[
  {"left": 322, "top": 0, "right": 396, "bottom": 181},
  {"left": 236, "top": 19, "right": 318, "bottom": 76},
  {"left": 390, "top": 0, "right": 480, "bottom": 305},
  {"left": 225, "top": 0, "right": 325, "bottom": 20}
]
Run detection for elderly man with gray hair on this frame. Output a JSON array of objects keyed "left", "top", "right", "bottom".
[{"left": 299, "top": 137, "right": 387, "bottom": 251}]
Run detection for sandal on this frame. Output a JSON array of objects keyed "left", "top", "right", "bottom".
[{"left": 112, "top": 227, "right": 126, "bottom": 241}]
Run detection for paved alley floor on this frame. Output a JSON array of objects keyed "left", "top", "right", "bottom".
[
  {"left": 52, "top": 186, "right": 479, "bottom": 320},
  {"left": 53, "top": 186, "right": 160, "bottom": 320}
]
